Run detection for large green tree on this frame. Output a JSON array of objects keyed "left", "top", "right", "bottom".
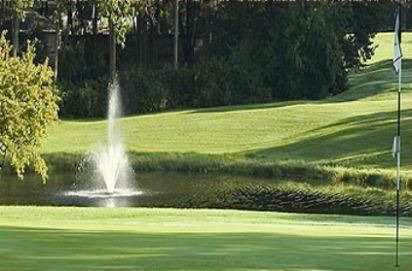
[
  {"left": 0, "top": 32, "right": 59, "bottom": 181},
  {"left": 209, "top": 1, "right": 385, "bottom": 100}
]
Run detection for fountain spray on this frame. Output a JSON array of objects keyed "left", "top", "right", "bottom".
[{"left": 94, "top": 77, "right": 131, "bottom": 194}]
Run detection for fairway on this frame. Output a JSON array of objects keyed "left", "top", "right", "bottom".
[
  {"left": 43, "top": 33, "right": 412, "bottom": 174},
  {"left": 0, "top": 207, "right": 411, "bottom": 271}
]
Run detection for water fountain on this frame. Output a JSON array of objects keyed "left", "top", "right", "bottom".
[
  {"left": 62, "top": 78, "right": 142, "bottom": 207},
  {"left": 93, "top": 78, "right": 131, "bottom": 194},
  {"left": 92, "top": 78, "right": 130, "bottom": 194}
]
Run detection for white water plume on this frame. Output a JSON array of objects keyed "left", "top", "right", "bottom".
[{"left": 93, "top": 78, "right": 131, "bottom": 194}]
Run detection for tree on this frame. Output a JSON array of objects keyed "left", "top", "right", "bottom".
[
  {"left": 208, "top": 1, "right": 384, "bottom": 100},
  {"left": 1, "top": 0, "right": 35, "bottom": 56},
  {"left": 343, "top": 2, "right": 387, "bottom": 69},
  {"left": 99, "top": 0, "right": 136, "bottom": 81},
  {"left": 0, "top": 32, "right": 59, "bottom": 181}
]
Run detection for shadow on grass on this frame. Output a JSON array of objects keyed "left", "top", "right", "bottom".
[
  {"left": 248, "top": 108, "right": 412, "bottom": 169},
  {"left": 185, "top": 100, "right": 314, "bottom": 114},
  {"left": 185, "top": 60, "right": 412, "bottom": 115},
  {"left": 0, "top": 226, "right": 411, "bottom": 271},
  {"left": 329, "top": 59, "right": 412, "bottom": 102}
]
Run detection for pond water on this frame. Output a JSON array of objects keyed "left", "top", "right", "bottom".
[
  {"left": 1, "top": 171, "right": 405, "bottom": 216},
  {"left": 0, "top": 172, "right": 276, "bottom": 208}
]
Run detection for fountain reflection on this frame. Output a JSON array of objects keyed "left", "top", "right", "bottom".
[
  {"left": 64, "top": 189, "right": 143, "bottom": 199},
  {"left": 104, "top": 198, "right": 116, "bottom": 208},
  {"left": 64, "top": 189, "right": 144, "bottom": 207}
]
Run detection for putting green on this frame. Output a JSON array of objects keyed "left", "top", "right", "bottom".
[{"left": 0, "top": 207, "right": 411, "bottom": 271}]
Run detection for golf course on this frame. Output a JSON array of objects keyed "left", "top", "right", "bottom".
[
  {"left": 4, "top": 2, "right": 412, "bottom": 271},
  {"left": 43, "top": 33, "right": 412, "bottom": 180},
  {"left": 0, "top": 32, "right": 411, "bottom": 271},
  {"left": 1, "top": 207, "right": 411, "bottom": 271}
]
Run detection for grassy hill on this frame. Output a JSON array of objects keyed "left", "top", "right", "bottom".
[
  {"left": 0, "top": 206, "right": 411, "bottom": 271},
  {"left": 43, "top": 33, "right": 412, "bottom": 181}
]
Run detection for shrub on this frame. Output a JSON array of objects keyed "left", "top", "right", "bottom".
[
  {"left": 193, "top": 57, "right": 232, "bottom": 107},
  {"left": 59, "top": 78, "right": 108, "bottom": 118},
  {"left": 119, "top": 67, "right": 167, "bottom": 114},
  {"left": 193, "top": 56, "right": 272, "bottom": 107},
  {"left": 160, "top": 66, "right": 195, "bottom": 109}
]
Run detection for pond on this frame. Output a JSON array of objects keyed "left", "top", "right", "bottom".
[
  {"left": 0, "top": 172, "right": 275, "bottom": 208},
  {"left": 0, "top": 171, "right": 406, "bottom": 215}
]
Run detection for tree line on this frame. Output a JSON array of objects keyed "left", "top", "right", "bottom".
[{"left": 0, "top": 1, "right": 407, "bottom": 118}]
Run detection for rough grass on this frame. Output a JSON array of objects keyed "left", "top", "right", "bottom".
[{"left": 0, "top": 206, "right": 411, "bottom": 271}]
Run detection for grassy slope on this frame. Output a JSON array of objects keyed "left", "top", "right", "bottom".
[
  {"left": 0, "top": 207, "right": 411, "bottom": 271},
  {"left": 44, "top": 33, "right": 412, "bottom": 173}
]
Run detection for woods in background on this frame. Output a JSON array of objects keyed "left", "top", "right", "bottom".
[{"left": 0, "top": 0, "right": 409, "bottom": 117}]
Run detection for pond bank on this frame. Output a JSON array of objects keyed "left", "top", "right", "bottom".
[{"left": 43, "top": 152, "right": 412, "bottom": 189}]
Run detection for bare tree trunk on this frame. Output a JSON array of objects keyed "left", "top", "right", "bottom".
[
  {"left": 0, "top": 2, "right": 6, "bottom": 29},
  {"left": 152, "top": 0, "right": 161, "bottom": 64},
  {"left": 12, "top": 11, "right": 19, "bottom": 57},
  {"left": 76, "top": 0, "right": 84, "bottom": 35},
  {"left": 109, "top": 17, "right": 117, "bottom": 82},
  {"left": 45, "top": 1, "right": 49, "bottom": 17},
  {"left": 174, "top": 0, "right": 179, "bottom": 68},
  {"left": 149, "top": 13, "right": 155, "bottom": 66},
  {"left": 68, "top": 6, "right": 73, "bottom": 35},
  {"left": 54, "top": 19, "right": 61, "bottom": 81},
  {"left": 92, "top": 4, "right": 98, "bottom": 78},
  {"left": 136, "top": 14, "right": 143, "bottom": 66},
  {"left": 185, "top": 0, "right": 192, "bottom": 63},
  {"left": 92, "top": 4, "right": 98, "bottom": 36},
  {"left": 40, "top": 1, "right": 44, "bottom": 16},
  {"left": 181, "top": 0, "right": 196, "bottom": 64}
]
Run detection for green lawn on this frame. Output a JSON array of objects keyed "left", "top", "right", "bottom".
[
  {"left": 4, "top": 36, "right": 412, "bottom": 271},
  {"left": 0, "top": 206, "right": 411, "bottom": 271},
  {"left": 43, "top": 33, "right": 412, "bottom": 175}
]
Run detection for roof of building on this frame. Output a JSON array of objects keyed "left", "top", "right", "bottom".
[{"left": 21, "top": 10, "right": 56, "bottom": 32}]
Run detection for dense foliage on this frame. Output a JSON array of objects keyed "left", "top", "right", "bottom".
[
  {"left": 55, "top": 1, "right": 389, "bottom": 117},
  {"left": 0, "top": 0, "right": 34, "bottom": 18},
  {"left": 208, "top": 2, "right": 387, "bottom": 100},
  {"left": 0, "top": 32, "right": 58, "bottom": 180},
  {"left": 0, "top": 1, "right": 397, "bottom": 117},
  {"left": 99, "top": 0, "right": 137, "bottom": 46}
]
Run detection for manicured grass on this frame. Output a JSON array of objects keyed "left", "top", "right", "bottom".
[
  {"left": 369, "top": 32, "right": 412, "bottom": 65},
  {"left": 43, "top": 33, "right": 412, "bottom": 179},
  {"left": 0, "top": 206, "right": 411, "bottom": 271}
]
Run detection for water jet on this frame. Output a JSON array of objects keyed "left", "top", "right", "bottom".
[{"left": 93, "top": 77, "right": 132, "bottom": 194}]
